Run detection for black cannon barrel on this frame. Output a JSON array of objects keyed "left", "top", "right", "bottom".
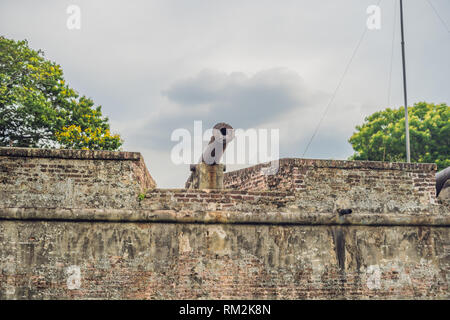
[
  {"left": 185, "top": 122, "right": 234, "bottom": 189},
  {"left": 436, "top": 166, "right": 450, "bottom": 197},
  {"left": 201, "top": 122, "right": 234, "bottom": 165}
]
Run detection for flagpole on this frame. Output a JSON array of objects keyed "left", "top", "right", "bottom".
[{"left": 400, "top": 0, "right": 411, "bottom": 163}]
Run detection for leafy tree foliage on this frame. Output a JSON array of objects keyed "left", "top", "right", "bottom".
[
  {"left": 349, "top": 102, "right": 449, "bottom": 170},
  {"left": 0, "top": 36, "right": 122, "bottom": 150}
]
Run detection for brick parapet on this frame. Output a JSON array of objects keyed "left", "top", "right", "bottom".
[
  {"left": 223, "top": 158, "right": 437, "bottom": 213},
  {"left": 0, "top": 147, "right": 156, "bottom": 209}
]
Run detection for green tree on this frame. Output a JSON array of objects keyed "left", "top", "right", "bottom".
[
  {"left": 349, "top": 102, "right": 449, "bottom": 170},
  {"left": 0, "top": 36, "right": 122, "bottom": 150}
]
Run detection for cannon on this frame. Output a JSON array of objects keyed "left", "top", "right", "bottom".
[
  {"left": 185, "top": 122, "right": 234, "bottom": 189},
  {"left": 436, "top": 166, "right": 450, "bottom": 198}
]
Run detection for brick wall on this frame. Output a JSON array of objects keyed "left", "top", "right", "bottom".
[
  {"left": 0, "top": 148, "right": 155, "bottom": 209},
  {"left": 0, "top": 148, "right": 449, "bottom": 300},
  {"left": 224, "top": 158, "right": 437, "bottom": 213},
  {"left": 141, "top": 189, "right": 295, "bottom": 212},
  {"left": 0, "top": 220, "right": 448, "bottom": 299}
]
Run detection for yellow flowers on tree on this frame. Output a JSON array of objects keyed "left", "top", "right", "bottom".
[
  {"left": 349, "top": 102, "right": 449, "bottom": 170},
  {"left": 0, "top": 36, "right": 122, "bottom": 150}
]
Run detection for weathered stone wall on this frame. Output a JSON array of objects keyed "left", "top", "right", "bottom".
[
  {"left": 224, "top": 158, "right": 437, "bottom": 213},
  {"left": 0, "top": 148, "right": 155, "bottom": 209},
  {"left": 0, "top": 219, "right": 448, "bottom": 300},
  {"left": 0, "top": 148, "right": 449, "bottom": 300}
]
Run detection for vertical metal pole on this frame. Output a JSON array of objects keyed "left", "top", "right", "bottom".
[{"left": 400, "top": 0, "right": 411, "bottom": 162}]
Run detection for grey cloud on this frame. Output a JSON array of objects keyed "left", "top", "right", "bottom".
[
  {"left": 133, "top": 68, "right": 320, "bottom": 149},
  {"left": 164, "top": 69, "right": 309, "bottom": 113}
]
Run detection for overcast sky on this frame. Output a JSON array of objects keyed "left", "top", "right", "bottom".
[{"left": 1, "top": 0, "right": 449, "bottom": 187}]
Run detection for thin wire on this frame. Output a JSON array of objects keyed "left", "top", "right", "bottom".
[
  {"left": 387, "top": 1, "right": 397, "bottom": 107},
  {"left": 302, "top": 0, "right": 383, "bottom": 157},
  {"left": 426, "top": 0, "right": 450, "bottom": 33}
]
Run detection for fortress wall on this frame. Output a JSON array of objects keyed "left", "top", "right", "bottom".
[
  {"left": 0, "top": 148, "right": 155, "bottom": 209},
  {"left": 224, "top": 158, "right": 437, "bottom": 213},
  {"left": 0, "top": 218, "right": 448, "bottom": 300},
  {"left": 0, "top": 148, "right": 448, "bottom": 300}
]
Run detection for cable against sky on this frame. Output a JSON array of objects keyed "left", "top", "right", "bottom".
[
  {"left": 426, "top": 0, "right": 450, "bottom": 33},
  {"left": 302, "top": 0, "right": 383, "bottom": 157}
]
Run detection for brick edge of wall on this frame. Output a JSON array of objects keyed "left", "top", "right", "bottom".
[
  {"left": 0, "top": 147, "right": 141, "bottom": 161},
  {"left": 224, "top": 158, "right": 437, "bottom": 179},
  {"left": 0, "top": 147, "right": 157, "bottom": 191}
]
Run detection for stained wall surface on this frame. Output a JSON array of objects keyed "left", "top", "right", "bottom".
[
  {"left": 0, "top": 220, "right": 448, "bottom": 299},
  {"left": 0, "top": 148, "right": 448, "bottom": 300}
]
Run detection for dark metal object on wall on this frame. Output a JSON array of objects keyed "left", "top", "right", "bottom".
[
  {"left": 185, "top": 123, "right": 234, "bottom": 189},
  {"left": 436, "top": 166, "right": 450, "bottom": 197}
]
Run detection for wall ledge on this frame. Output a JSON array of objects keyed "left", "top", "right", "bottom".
[
  {"left": 0, "top": 147, "right": 141, "bottom": 161},
  {"left": 1, "top": 207, "right": 449, "bottom": 227},
  {"left": 224, "top": 158, "right": 437, "bottom": 178}
]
